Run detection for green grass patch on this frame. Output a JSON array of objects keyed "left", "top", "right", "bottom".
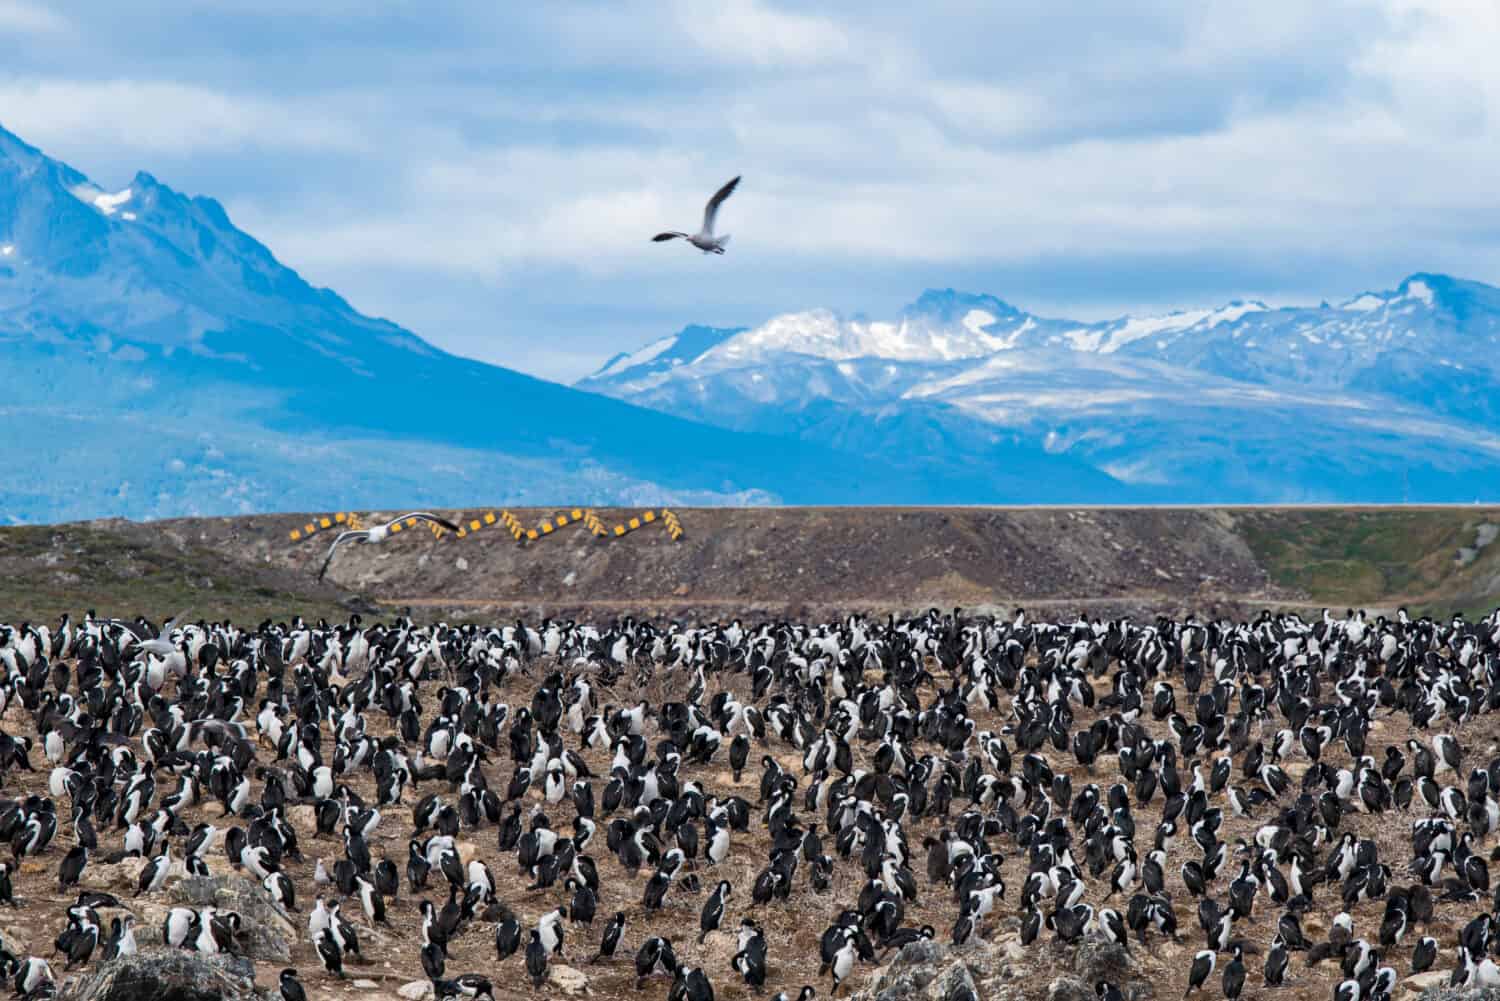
[
  {"left": 1236, "top": 508, "right": 1500, "bottom": 611},
  {"left": 0, "top": 523, "right": 355, "bottom": 625}
]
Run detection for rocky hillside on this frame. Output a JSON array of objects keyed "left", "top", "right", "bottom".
[{"left": 2, "top": 507, "right": 1496, "bottom": 624}]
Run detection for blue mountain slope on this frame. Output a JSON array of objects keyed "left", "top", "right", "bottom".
[
  {"left": 0, "top": 123, "right": 1132, "bottom": 522},
  {"left": 583, "top": 278, "right": 1500, "bottom": 503}
]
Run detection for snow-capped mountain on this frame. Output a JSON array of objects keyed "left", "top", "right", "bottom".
[
  {"left": 580, "top": 282, "right": 1500, "bottom": 502},
  {"left": 0, "top": 122, "right": 1132, "bottom": 523}
]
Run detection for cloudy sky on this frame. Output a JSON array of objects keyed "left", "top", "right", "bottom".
[{"left": 3, "top": 1, "right": 1498, "bottom": 381}]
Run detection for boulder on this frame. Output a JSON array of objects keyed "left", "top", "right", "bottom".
[
  {"left": 548, "top": 964, "right": 589, "bottom": 995},
  {"left": 58, "top": 947, "right": 259, "bottom": 1001},
  {"left": 1073, "top": 934, "right": 1136, "bottom": 986},
  {"left": 932, "top": 965, "right": 978, "bottom": 1001},
  {"left": 397, "top": 981, "right": 432, "bottom": 1001},
  {"left": 1405, "top": 971, "right": 1449, "bottom": 992},
  {"left": 896, "top": 939, "right": 945, "bottom": 969},
  {"left": 285, "top": 805, "right": 317, "bottom": 832},
  {"left": 167, "top": 874, "right": 294, "bottom": 963},
  {"left": 86, "top": 857, "right": 151, "bottom": 893},
  {"left": 1049, "top": 976, "right": 1093, "bottom": 1001},
  {"left": 1411, "top": 980, "right": 1500, "bottom": 1001}
]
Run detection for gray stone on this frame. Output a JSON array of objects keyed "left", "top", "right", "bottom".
[
  {"left": 1415, "top": 986, "right": 1500, "bottom": 1001},
  {"left": 1405, "top": 972, "right": 1447, "bottom": 991},
  {"left": 167, "top": 874, "right": 294, "bottom": 963},
  {"left": 895, "top": 939, "right": 945, "bottom": 970},
  {"left": 397, "top": 982, "right": 433, "bottom": 1001},
  {"left": 868, "top": 968, "right": 920, "bottom": 1001},
  {"left": 932, "top": 964, "right": 978, "bottom": 1001},
  {"left": 1049, "top": 976, "right": 1093, "bottom": 1001},
  {"left": 59, "top": 947, "right": 260, "bottom": 1001},
  {"left": 1073, "top": 933, "right": 1136, "bottom": 986}
]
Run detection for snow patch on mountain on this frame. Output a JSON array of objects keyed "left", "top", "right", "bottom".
[
  {"left": 581, "top": 273, "right": 1500, "bottom": 502},
  {"left": 70, "top": 183, "right": 133, "bottom": 216}
]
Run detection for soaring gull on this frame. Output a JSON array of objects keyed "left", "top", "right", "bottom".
[
  {"left": 652, "top": 176, "right": 740, "bottom": 255},
  {"left": 316, "top": 512, "right": 461, "bottom": 581}
]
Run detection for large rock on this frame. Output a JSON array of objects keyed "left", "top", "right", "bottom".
[
  {"left": 167, "top": 874, "right": 294, "bottom": 963},
  {"left": 1072, "top": 934, "right": 1136, "bottom": 986},
  {"left": 932, "top": 965, "right": 978, "bottom": 1001},
  {"left": 85, "top": 857, "right": 151, "bottom": 893},
  {"left": 59, "top": 947, "right": 260, "bottom": 1001},
  {"left": 285, "top": 805, "right": 317, "bottom": 832},
  {"left": 549, "top": 964, "right": 589, "bottom": 995},
  {"left": 1049, "top": 977, "right": 1092, "bottom": 1001},
  {"left": 1415, "top": 985, "right": 1500, "bottom": 1001},
  {"left": 868, "top": 939, "right": 946, "bottom": 1000}
]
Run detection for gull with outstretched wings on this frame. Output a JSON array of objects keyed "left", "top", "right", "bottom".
[
  {"left": 652, "top": 176, "right": 740, "bottom": 255},
  {"left": 316, "top": 512, "right": 461, "bottom": 581}
]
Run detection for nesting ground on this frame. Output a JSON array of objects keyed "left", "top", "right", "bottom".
[{"left": 1, "top": 506, "right": 1498, "bottom": 1001}]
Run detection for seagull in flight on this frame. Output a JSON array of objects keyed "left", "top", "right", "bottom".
[
  {"left": 106, "top": 612, "right": 191, "bottom": 656},
  {"left": 316, "top": 512, "right": 461, "bottom": 581},
  {"left": 652, "top": 176, "right": 740, "bottom": 254}
]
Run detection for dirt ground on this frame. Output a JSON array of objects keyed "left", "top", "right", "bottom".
[{"left": 4, "top": 613, "right": 1498, "bottom": 1001}]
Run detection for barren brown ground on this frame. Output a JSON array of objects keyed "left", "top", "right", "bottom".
[
  {"left": 2, "top": 618, "right": 1496, "bottom": 1001},
  {"left": 0, "top": 506, "right": 1496, "bottom": 1000}
]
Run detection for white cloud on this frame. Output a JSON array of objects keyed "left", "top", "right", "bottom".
[
  {"left": 200, "top": 1, "right": 1500, "bottom": 285},
  {"left": 670, "top": 0, "right": 852, "bottom": 68},
  {"left": 0, "top": 0, "right": 66, "bottom": 34},
  {"left": 10, "top": 1, "right": 1500, "bottom": 380},
  {"left": 0, "top": 79, "right": 369, "bottom": 156}
]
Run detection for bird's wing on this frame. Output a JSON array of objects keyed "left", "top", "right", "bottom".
[
  {"left": 105, "top": 619, "right": 143, "bottom": 641},
  {"left": 317, "top": 531, "right": 365, "bottom": 581},
  {"left": 652, "top": 232, "right": 688, "bottom": 242},
  {"left": 395, "top": 512, "right": 462, "bottom": 533},
  {"left": 138, "top": 638, "right": 177, "bottom": 658},
  {"left": 702, "top": 176, "right": 741, "bottom": 235}
]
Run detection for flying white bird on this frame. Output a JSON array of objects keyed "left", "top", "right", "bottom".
[
  {"left": 652, "top": 176, "right": 740, "bottom": 255},
  {"left": 316, "top": 513, "right": 461, "bottom": 581}
]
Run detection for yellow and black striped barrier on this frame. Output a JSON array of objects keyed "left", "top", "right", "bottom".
[
  {"left": 291, "top": 508, "right": 683, "bottom": 547},
  {"left": 288, "top": 512, "right": 361, "bottom": 542}
]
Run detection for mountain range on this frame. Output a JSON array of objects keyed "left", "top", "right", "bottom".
[
  {"left": 581, "top": 278, "right": 1500, "bottom": 504},
  {"left": 2, "top": 118, "right": 1496, "bottom": 523},
  {"left": 1, "top": 122, "right": 1118, "bottom": 524}
]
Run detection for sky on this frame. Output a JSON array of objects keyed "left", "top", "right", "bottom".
[{"left": 3, "top": 1, "right": 1500, "bottom": 382}]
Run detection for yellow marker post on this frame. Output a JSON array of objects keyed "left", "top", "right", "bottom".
[
  {"left": 335, "top": 513, "right": 347, "bottom": 523},
  {"left": 614, "top": 525, "right": 626, "bottom": 536},
  {"left": 390, "top": 522, "right": 403, "bottom": 533},
  {"left": 571, "top": 508, "right": 583, "bottom": 520},
  {"left": 289, "top": 530, "right": 301, "bottom": 541},
  {"left": 484, "top": 512, "right": 496, "bottom": 525},
  {"left": 320, "top": 517, "right": 331, "bottom": 529},
  {"left": 470, "top": 520, "right": 481, "bottom": 531},
  {"left": 304, "top": 523, "right": 316, "bottom": 534},
  {"left": 628, "top": 517, "right": 641, "bottom": 530},
  {"left": 643, "top": 511, "right": 656, "bottom": 523},
  {"left": 526, "top": 529, "right": 538, "bottom": 540}
]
